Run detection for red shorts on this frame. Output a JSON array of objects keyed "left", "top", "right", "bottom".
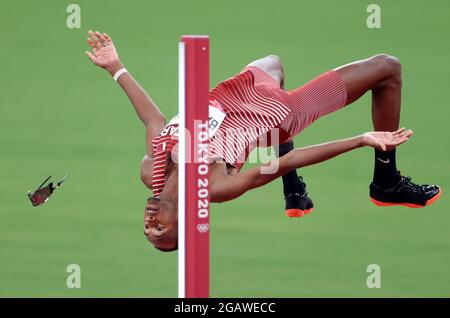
[
  {"left": 208, "top": 65, "right": 348, "bottom": 167},
  {"left": 243, "top": 66, "right": 348, "bottom": 141}
]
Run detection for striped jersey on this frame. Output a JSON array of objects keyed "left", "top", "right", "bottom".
[
  {"left": 151, "top": 116, "right": 179, "bottom": 197},
  {"left": 151, "top": 69, "right": 291, "bottom": 196}
]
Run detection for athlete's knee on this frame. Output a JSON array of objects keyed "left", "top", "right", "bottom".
[
  {"left": 248, "top": 54, "right": 285, "bottom": 86},
  {"left": 268, "top": 54, "right": 284, "bottom": 71},
  {"left": 266, "top": 54, "right": 282, "bottom": 66},
  {"left": 373, "top": 54, "right": 402, "bottom": 78},
  {"left": 266, "top": 54, "right": 285, "bottom": 87}
]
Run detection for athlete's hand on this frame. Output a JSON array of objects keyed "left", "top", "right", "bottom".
[
  {"left": 361, "top": 128, "right": 413, "bottom": 151},
  {"left": 85, "top": 30, "right": 123, "bottom": 75}
]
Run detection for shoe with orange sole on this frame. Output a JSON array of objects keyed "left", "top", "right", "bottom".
[
  {"left": 285, "top": 192, "right": 314, "bottom": 217},
  {"left": 370, "top": 175, "right": 441, "bottom": 208}
]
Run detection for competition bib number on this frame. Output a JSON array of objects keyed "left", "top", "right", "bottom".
[
  {"left": 164, "top": 102, "right": 226, "bottom": 139},
  {"left": 209, "top": 101, "right": 226, "bottom": 137}
]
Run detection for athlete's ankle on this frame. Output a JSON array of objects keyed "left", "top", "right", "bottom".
[
  {"left": 373, "top": 149, "right": 400, "bottom": 189},
  {"left": 283, "top": 173, "right": 306, "bottom": 196}
]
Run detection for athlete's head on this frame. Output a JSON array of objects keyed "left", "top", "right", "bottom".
[
  {"left": 144, "top": 143, "right": 179, "bottom": 251},
  {"left": 144, "top": 159, "right": 179, "bottom": 252}
]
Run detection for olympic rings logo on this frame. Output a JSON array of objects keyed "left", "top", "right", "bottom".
[{"left": 197, "top": 223, "right": 209, "bottom": 233}]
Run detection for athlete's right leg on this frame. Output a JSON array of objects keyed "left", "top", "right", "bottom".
[
  {"left": 334, "top": 55, "right": 402, "bottom": 190},
  {"left": 283, "top": 54, "right": 440, "bottom": 208},
  {"left": 333, "top": 54, "right": 441, "bottom": 207},
  {"left": 335, "top": 54, "right": 401, "bottom": 132}
]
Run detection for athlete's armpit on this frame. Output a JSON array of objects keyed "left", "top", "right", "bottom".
[
  {"left": 145, "top": 122, "right": 165, "bottom": 157},
  {"left": 140, "top": 154, "right": 154, "bottom": 190}
]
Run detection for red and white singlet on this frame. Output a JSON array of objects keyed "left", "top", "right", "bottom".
[{"left": 151, "top": 66, "right": 347, "bottom": 196}]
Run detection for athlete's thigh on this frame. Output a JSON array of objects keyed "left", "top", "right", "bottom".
[
  {"left": 246, "top": 55, "right": 284, "bottom": 87},
  {"left": 334, "top": 54, "right": 395, "bottom": 105}
]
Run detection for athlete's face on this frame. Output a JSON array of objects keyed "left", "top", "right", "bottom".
[{"left": 144, "top": 197, "right": 178, "bottom": 251}]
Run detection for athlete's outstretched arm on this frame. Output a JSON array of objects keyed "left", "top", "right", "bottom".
[
  {"left": 85, "top": 31, "right": 166, "bottom": 151},
  {"left": 211, "top": 129, "right": 413, "bottom": 203}
]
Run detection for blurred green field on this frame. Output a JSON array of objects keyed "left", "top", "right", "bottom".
[{"left": 0, "top": 0, "right": 449, "bottom": 297}]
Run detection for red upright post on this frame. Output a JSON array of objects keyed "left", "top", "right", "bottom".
[{"left": 178, "top": 36, "right": 210, "bottom": 298}]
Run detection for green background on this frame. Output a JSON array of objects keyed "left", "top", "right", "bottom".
[{"left": 0, "top": 0, "right": 449, "bottom": 297}]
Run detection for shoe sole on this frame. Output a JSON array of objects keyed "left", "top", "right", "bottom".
[
  {"left": 370, "top": 188, "right": 442, "bottom": 208},
  {"left": 285, "top": 208, "right": 314, "bottom": 218}
]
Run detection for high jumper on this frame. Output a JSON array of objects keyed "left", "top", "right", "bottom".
[{"left": 86, "top": 31, "right": 441, "bottom": 252}]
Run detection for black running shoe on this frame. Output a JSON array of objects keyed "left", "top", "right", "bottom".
[
  {"left": 285, "top": 176, "right": 314, "bottom": 217},
  {"left": 370, "top": 173, "right": 442, "bottom": 208}
]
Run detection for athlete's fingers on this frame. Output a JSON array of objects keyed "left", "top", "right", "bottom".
[
  {"left": 103, "top": 33, "right": 112, "bottom": 43},
  {"left": 393, "top": 132, "right": 409, "bottom": 142},
  {"left": 95, "top": 31, "right": 107, "bottom": 46},
  {"left": 395, "top": 128, "right": 413, "bottom": 140},
  {"left": 88, "top": 30, "right": 102, "bottom": 49},
  {"left": 392, "top": 132, "right": 413, "bottom": 146},
  {"left": 392, "top": 127, "right": 406, "bottom": 136},
  {"left": 404, "top": 129, "right": 413, "bottom": 138},
  {"left": 400, "top": 128, "right": 412, "bottom": 137},
  {"left": 392, "top": 128, "right": 406, "bottom": 139},
  {"left": 377, "top": 141, "right": 387, "bottom": 151},
  {"left": 394, "top": 129, "right": 413, "bottom": 143},
  {"left": 88, "top": 30, "right": 97, "bottom": 43},
  {"left": 402, "top": 130, "right": 413, "bottom": 141},
  {"left": 87, "top": 38, "right": 97, "bottom": 51}
]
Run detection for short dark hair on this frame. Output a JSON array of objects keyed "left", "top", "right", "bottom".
[{"left": 155, "top": 244, "right": 178, "bottom": 252}]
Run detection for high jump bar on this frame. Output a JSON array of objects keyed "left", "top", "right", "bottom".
[{"left": 178, "top": 35, "right": 210, "bottom": 298}]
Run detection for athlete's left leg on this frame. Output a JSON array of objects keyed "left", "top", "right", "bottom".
[
  {"left": 246, "top": 55, "right": 313, "bottom": 216},
  {"left": 334, "top": 54, "right": 441, "bottom": 207},
  {"left": 274, "top": 140, "right": 314, "bottom": 217},
  {"left": 246, "top": 54, "right": 285, "bottom": 87}
]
